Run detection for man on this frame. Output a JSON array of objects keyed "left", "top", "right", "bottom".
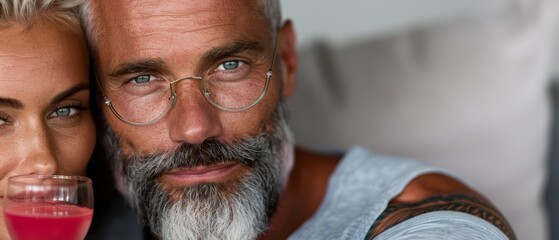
[{"left": 81, "top": 0, "right": 515, "bottom": 239}]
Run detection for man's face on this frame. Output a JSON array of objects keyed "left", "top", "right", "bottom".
[{"left": 91, "top": 0, "right": 297, "bottom": 239}]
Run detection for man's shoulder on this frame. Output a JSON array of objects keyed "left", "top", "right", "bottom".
[
  {"left": 291, "top": 147, "right": 514, "bottom": 239},
  {"left": 366, "top": 173, "right": 516, "bottom": 239}
]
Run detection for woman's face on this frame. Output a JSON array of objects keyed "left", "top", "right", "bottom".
[{"left": 0, "top": 20, "right": 95, "bottom": 238}]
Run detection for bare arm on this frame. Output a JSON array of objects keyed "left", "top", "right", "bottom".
[{"left": 366, "top": 174, "right": 515, "bottom": 239}]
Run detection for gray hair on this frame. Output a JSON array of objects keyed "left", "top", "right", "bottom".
[
  {"left": 0, "top": 0, "right": 84, "bottom": 31},
  {"left": 80, "top": 0, "right": 281, "bottom": 54},
  {"left": 258, "top": 0, "right": 282, "bottom": 31}
]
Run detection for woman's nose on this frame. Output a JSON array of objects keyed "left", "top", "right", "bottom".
[{"left": 16, "top": 122, "right": 58, "bottom": 175}]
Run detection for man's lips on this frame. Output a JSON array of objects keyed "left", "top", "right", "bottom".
[{"left": 159, "top": 162, "right": 244, "bottom": 186}]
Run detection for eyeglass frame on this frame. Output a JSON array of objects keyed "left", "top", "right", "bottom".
[{"left": 96, "top": 32, "right": 280, "bottom": 127}]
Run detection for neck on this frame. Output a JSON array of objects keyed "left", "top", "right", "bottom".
[{"left": 258, "top": 147, "right": 341, "bottom": 240}]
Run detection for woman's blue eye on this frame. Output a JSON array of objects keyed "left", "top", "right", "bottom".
[
  {"left": 132, "top": 75, "right": 153, "bottom": 84},
  {"left": 51, "top": 107, "right": 78, "bottom": 117}
]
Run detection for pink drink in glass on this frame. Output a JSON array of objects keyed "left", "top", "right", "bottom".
[{"left": 4, "top": 203, "right": 93, "bottom": 240}]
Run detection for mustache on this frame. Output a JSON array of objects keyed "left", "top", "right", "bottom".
[{"left": 120, "top": 134, "right": 271, "bottom": 181}]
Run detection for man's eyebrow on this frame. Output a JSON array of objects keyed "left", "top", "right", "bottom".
[
  {"left": 200, "top": 40, "right": 266, "bottom": 66},
  {"left": 0, "top": 98, "right": 24, "bottom": 109},
  {"left": 107, "top": 58, "right": 167, "bottom": 79},
  {"left": 48, "top": 83, "right": 90, "bottom": 107},
  {"left": 106, "top": 41, "right": 265, "bottom": 80}
]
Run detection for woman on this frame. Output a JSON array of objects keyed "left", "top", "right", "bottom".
[{"left": 0, "top": 0, "right": 95, "bottom": 238}]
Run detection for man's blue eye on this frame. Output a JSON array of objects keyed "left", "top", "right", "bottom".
[
  {"left": 218, "top": 61, "right": 243, "bottom": 71},
  {"left": 132, "top": 75, "right": 152, "bottom": 83},
  {"left": 223, "top": 61, "right": 239, "bottom": 70}
]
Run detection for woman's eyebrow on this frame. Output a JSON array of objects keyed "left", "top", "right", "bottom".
[
  {"left": 0, "top": 98, "right": 23, "bottom": 109},
  {"left": 48, "top": 83, "right": 90, "bottom": 106}
]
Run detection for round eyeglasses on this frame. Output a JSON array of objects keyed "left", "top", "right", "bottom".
[{"left": 97, "top": 37, "right": 279, "bottom": 126}]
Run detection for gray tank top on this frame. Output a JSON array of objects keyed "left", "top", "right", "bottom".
[{"left": 289, "top": 147, "right": 508, "bottom": 239}]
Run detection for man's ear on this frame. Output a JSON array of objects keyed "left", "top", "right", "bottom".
[{"left": 278, "top": 20, "right": 297, "bottom": 99}]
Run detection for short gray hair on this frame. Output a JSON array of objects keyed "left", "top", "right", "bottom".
[
  {"left": 80, "top": 0, "right": 281, "bottom": 55},
  {"left": 258, "top": 0, "right": 282, "bottom": 32},
  {"left": 0, "top": 0, "right": 84, "bottom": 31}
]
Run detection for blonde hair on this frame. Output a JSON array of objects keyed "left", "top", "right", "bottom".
[{"left": 0, "top": 0, "right": 84, "bottom": 32}]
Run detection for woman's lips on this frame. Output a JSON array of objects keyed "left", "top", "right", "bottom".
[{"left": 159, "top": 162, "right": 244, "bottom": 186}]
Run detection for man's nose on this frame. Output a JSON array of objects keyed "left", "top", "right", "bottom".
[
  {"left": 17, "top": 122, "right": 58, "bottom": 175},
  {"left": 167, "top": 82, "right": 223, "bottom": 145}
]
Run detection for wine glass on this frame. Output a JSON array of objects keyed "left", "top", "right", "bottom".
[{"left": 3, "top": 174, "right": 94, "bottom": 240}]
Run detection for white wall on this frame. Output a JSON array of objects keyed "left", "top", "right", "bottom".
[
  {"left": 281, "top": 0, "right": 506, "bottom": 45},
  {"left": 281, "top": 0, "right": 559, "bottom": 77}
]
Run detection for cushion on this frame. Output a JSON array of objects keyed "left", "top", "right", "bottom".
[{"left": 288, "top": 1, "right": 559, "bottom": 239}]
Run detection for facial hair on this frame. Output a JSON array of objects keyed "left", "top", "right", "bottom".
[{"left": 103, "top": 103, "right": 294, "bottom": 240}]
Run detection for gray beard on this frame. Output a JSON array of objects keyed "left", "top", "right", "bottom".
[{"left": 103, "top": 104, "right": 293, "bottom": 240}]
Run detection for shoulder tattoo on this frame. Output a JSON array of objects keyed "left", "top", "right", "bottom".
[{"left": 365, "top": 194, "right": 516, "bottom": 240}]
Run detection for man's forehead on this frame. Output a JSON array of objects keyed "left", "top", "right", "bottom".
[
  {"left": 95, "top": 0, "right": 263, "bottom": 27},
  {"left": 91, "top": 0, "right": 270, "bottom": 71},
  {"left": 92, "top": 0, "right": 267, "bottom": 46}
]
